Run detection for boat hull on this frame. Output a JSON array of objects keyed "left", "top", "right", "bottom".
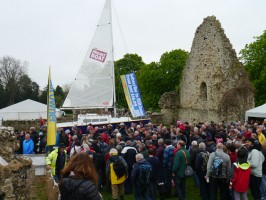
[{"left": 57, "top": 118, "right": 150, "bottom": 133}]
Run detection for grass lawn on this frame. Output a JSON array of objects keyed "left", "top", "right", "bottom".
[
  {"left": 101, "top": 178, "right": 201, "bottom": 200},
  {"left": 34, "top": 175, "right": 252, "bottom": 199}
]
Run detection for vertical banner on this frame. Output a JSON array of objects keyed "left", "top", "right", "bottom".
[
  {"left": 47, "top": 67, "right": 56, "bottom": 145},
  {"left": 121, "top": 73, "right": 146, "bottom": 117}
]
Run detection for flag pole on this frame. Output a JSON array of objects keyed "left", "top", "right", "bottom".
[{"left": 47, "top": 66, "right": 56, "bottom": 148}]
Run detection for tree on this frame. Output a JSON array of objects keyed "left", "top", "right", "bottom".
[
  {"left": 17, "top": 74, "right": 39, "bottom": 102},
  {"left": 39, "top": 86, "right": 48, "bottom": 104},
  {"left": 55, "top": 85, "right": 65, "bottom": 107},
  {"left": 137, "top": 49, "right": 189, "bottom": 110},
  {"left": 137, "top": 62, "right": 161, "bottom": 109},
  {"left": 0, "top": 56, "right": 27, "bottom": 105},
  {"left": 114, "top": 54, "right": 145, "bottom": 108},
  {"left": 240, "top": 31, "right": 266, "bottom": 106},
  {"left": 0, "top": 80, "right": 7, "bottom": 108},
  {"left": 159, "top": 49, "right": 189, "bottom": 92}
]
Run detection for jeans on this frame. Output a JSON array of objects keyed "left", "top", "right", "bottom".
[
  {"left": 162, "top": 168, "right": 172, "bottom": 197},
  {"left": 134, "top": 183, "right": 153, "bottom": 200},
  {"left": 174, "top": 177, "right": 186, "bottom": 200},
  {"left": 249, "top": 174, "right": 262, "bottom": 200},
  {"left": 234, "top": 191, "right": 248, "bottom": 200},
  {"left": 124, "top": 169, "right": 133, "bottom": 194},
  {"left": 210, "top": 177, "right": 230, "bottom": 200},
  {"left": 260, "top": 175, "right": 266, "bottom": 199},
  {"left": 193, "top": 172, "right": 199, "bottom": 187},
  {"left": 198, "top": 176, "right": 210, "bottom": 200}
]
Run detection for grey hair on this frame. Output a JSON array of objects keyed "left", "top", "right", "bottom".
[
  {"left": 198, "top": 142, "right": 206, "bottom": 150},
  {"left": 191, "top": 140, "right": 198, "bottom": 146},
  {"left": 158, "top": 138, "right": 164, "bottom": 145},
  {"left": 136, "top": 153, "right": 144, "bottom": 161}
]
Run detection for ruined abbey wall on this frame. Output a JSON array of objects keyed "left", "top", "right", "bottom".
[
  {"left": 160, "top": 16, "right": 254, "bottom": 124},
  {"left": 0, "top": 127, "right": 35, "bottom": 200}
]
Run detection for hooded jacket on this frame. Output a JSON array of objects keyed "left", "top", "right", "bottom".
[{"left": 230, "top": 162, "right": 251, "bottom": 192}]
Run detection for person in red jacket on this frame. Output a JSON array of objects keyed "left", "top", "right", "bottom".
[{"left": 229, "top": 146, "right": 251, "bottom": 200}]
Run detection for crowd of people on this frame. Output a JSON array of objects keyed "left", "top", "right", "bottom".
[{"left": 15, "top": 119, "right": 266, "bottom": 200}]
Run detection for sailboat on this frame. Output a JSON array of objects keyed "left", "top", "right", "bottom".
[{"left": 58, "top": 0, "right": 149, "bottom": 132}]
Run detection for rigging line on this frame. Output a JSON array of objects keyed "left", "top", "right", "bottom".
[
  {"left": 112, "top": 0, "right": 134, "bottom": 106},
  {"left": 113, "top": 1, "right": 135, "bottom": 72},
  {"left": 112, "top": 0, "right": 128, "bottom": 57}
]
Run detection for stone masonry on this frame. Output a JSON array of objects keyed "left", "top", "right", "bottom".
[
  {"left": 160, "top": 16, "right": 254, "bottom": 124},
  {"left": 0, "top": 127, "right": 35, "bottom": 200}
]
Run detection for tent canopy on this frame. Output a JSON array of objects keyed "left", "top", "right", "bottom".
[
  {"left": 0, "top": 99, "right": 64, "bottom": 121},
  {"left": 245, "top": 103, "right": 266, "bottom": 121}
]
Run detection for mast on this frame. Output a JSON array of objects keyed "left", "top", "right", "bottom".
[
  {"left": 62, "top": 0, "right": 116, "bottom": 111},
  {"left": 109, "top": 0, "right": 117, "bottom": 117}
]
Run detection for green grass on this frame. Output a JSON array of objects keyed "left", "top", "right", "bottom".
[
  {"left": 101, "top": 178, "right": 201, "bottom": 200},
  {"left": 34, "top": 176, "right": 252, "bottom": 199}
]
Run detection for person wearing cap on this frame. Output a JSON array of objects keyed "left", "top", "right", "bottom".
[
  {"left": 244, "top": 137, "right": 265, "bottom": 200},
  {"left": 119, "top": 123, "right": 127, "bottom": 138},
  {"left": 46, "top": 143, "right": 68, "bottom": 183},
  {"left": 59, "top": 129, "right": 70, "bottom": 148}
]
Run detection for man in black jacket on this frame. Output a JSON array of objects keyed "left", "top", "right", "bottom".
[
  {"left": 121, "top": 141, "right": 137, "bottom": 194},
  {"left": 195, "top": 142, "right": 210, "bottom": 200}
]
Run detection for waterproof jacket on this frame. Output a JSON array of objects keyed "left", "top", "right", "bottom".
[
  {"left": 230, "top": 162, "right": 250, "bottom": 192},
  {"left": 23, "top": 139, "right": 34, "bottom": 154},
  {"left": 172, "top": 147, "right": 191, "bottom": 178},
  {"left": 46, "top": 148, "right": 67, "bottom": 176},
  {"left": 106, "top": 155, "right": 127, "bottom": 184},
  {"left": 60, "top": 177, "right": 102, "bottom": 200},
  {"left": 206, "top": 149, "right": 231, "bottom": 178}
]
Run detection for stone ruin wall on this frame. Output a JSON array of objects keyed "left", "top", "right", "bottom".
[
  {"left": 160, "top": 16, "right": 254, "bottom": 124},
  {"left": 0, "top": 127, "right": 35, "bottom": 200}
]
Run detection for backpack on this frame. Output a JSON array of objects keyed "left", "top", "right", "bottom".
[
  {"left": 201, "top": 151, "right": 210, "bottom": 172},
  {"left": 138, "top": 162, "right": 152, "bottom": 186},
  {"left": 113, "top": 157, "right": 127, "bottom": 179},
  {"left": 212, "top": 152, "right": 223, "bottom": 176}
]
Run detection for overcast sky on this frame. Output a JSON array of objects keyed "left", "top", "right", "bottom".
[{"left": 0, "top": 0, "right": 265, "bottom": 89}]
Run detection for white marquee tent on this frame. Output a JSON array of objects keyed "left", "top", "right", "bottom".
[
  {"left": 0, "top": 99, "right": 64, "bottom": 121},
  {"left": 245, "top": 103, "right": 266, "bottom": 121}
]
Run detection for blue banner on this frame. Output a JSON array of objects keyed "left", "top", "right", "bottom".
[{"left": 121, "top": 73, "right": 145, "bottom": 117}]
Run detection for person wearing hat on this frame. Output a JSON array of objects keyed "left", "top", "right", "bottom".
[
  {"left": 46, "top": 143, "right": 68, "bottom": 183},
  {"left": 119, "top": 123, "right": 127, "bottom": 138}
]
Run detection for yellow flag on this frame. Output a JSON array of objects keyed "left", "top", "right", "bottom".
[{"left": 47, "top": 67, "right": 56, "bottom": 145}]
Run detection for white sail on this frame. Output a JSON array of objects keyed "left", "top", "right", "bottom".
[{"left": 62, "top": 0, "right": 114, "bottom": 109}]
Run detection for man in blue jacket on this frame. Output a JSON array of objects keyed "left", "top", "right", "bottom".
[{"left": 23, "top": 133, "right": 34, "bottom": 154}]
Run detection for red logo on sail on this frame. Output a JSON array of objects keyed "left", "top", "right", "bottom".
[
  {"left": 90, "top": 49, "right": 107, "bottom": 62},
  {"left": 103, "top": 102, "right": 109, "bottom": 106}
]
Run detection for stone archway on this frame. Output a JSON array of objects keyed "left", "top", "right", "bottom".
[{"left": 200, "top": 82, "right": 207, "bottom": 101}]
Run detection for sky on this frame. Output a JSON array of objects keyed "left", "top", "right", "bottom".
[{"left": 0, "top": 0, "right": 265, "bottom": 89}]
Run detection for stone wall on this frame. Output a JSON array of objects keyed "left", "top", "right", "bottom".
[
  {"left": 0, "top": 127, "right": 35, "bottom": 200},
  {"left": 159, "top": 16, "right": 254, "bottom": 124}
]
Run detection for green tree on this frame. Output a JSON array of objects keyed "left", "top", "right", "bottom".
[
  {"left": 240, "top": 31, "right": 266, "bottom": 106},
  {"left": 159, "top": 49, "right": 189, "bottom": 92},
  {"left": 114, "top": 54, "right": 145, "bottom": 108},
  {"left": 39, "top": 86, "right": 48, "bottom": 104},
  {"left": 55, "top": 85, "right": 65, "bottom": 107},
  {"left": 17, "top": 75, "right": 39, "bottom": 102},
  {"left": 137, "top": 62, "right": 161, "bottom": 109},
  {"left": 137, "top": 49, "right": 189, "bottom": 110}
]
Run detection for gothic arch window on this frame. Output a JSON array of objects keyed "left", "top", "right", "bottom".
[{"left": 200, "top": 82, "right": 207, "bottom": 101}]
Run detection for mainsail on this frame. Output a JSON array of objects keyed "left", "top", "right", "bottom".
[{"left": 62, "top": 0, "right": 115, "bottom": 109}]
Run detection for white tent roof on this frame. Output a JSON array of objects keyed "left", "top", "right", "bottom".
[
  {"left": 0, "top": 99, "right": 64, "bottom": 121},
  {"left": 245, "top": 103, "right": 266, "bottom": 120}
]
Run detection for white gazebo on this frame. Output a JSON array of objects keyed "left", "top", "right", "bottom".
[{"left": 0, "top": 99, "right": 64, "bottom": 121}]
